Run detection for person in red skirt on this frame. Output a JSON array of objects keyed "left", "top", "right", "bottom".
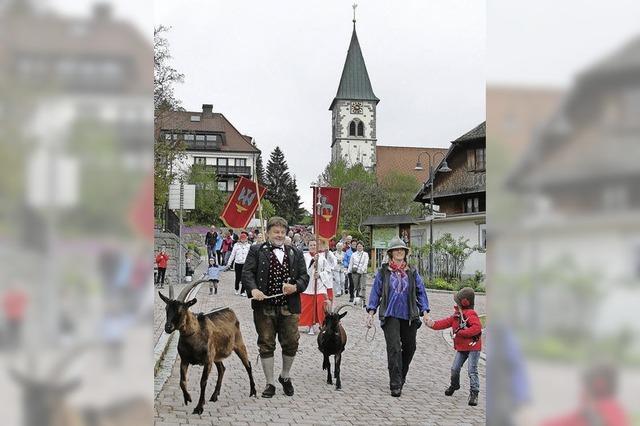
[{"left": 300, "top": 239, "right": 336, "bottom": 335}]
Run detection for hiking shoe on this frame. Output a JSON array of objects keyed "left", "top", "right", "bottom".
[
  {"left": 390, "top": 388, "right": 402, "bottom": 397},
  {"left": 468, "top": 390, "right": 479, "bottom": 406},
  {"left": 278, "top": 376, "right": 294, "bottom": 396},
  {"left": 261, "top": 384, "right": 276, "bottom": 398}
]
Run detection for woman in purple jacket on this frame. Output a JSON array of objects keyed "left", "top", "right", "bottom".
[{"left": 366, "top": 237, "right": 431, "bottom": 397}]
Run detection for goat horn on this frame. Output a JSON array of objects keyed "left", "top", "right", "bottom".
[
  {"left": 176, "top": 278, "right": 209, "bottom": 302},
  {"left": 333, "top": 303, "right": 352, "bottom": 314}
]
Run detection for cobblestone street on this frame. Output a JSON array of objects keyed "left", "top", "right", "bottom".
[{"left": 154, "top": 269, "right": 486, "bottom": 425}]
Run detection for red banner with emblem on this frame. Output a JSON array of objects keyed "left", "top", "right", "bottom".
[
  {"left": 313, "top": 186, "right": 341, "bottom": 240},
  {"left": 220, "top": 177, "right": 267, "bottom": 229}
]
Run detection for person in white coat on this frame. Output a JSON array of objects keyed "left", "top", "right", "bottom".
[
  {"left": 348, "top": 241, "right": 369, "bottom": 303},
  {"left": 300, "top": 239, "right": 336, "bottom": 334},
  {"left": 226, "top": 231, "right": 252, "bottom": 296},
  {"left": 332, "top": 242, "right": 346, "bottom": 297}
]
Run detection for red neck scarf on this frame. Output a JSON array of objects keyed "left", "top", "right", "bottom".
[{"left": 389, "top": 260, "right": 407, "bottom": 277}]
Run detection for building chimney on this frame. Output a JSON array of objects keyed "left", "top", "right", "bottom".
[
  {"left": 93, "top": 3, "right": 112, "bottom": 22},
  {"left": 202, "top": 104, "right": 213, "bottom": 116}
]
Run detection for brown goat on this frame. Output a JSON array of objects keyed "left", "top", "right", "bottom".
[
  {"left": 159, "top": 291, "right": 256, "bottom": 414},
  {"left": 317, "top": 303, "right": 349, "bottom": 390}
]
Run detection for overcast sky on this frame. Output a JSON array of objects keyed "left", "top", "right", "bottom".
[
  {"left": 43, "top": 0, "right": 640, "bottom": 211},
  {"left": 151, "top": 0, "right": 486, "bottom": 211}
]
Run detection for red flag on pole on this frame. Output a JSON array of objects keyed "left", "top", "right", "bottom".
[
  {"left": 220, "top": 176, "right": 267, "bottom": 229},
  {"left": 313, "top": 186, "right": 341, "bottom": 240}
]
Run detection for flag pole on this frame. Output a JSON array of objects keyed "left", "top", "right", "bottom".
[
  {"left": 253, "top": 154, "right": 264, "bottom": 237},
  {"left": 313, "top": 185, "right": 322, "bottom": 328}
]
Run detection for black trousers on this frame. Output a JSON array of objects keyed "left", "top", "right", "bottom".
[
  {"left": 216, "top": 249, "right": 224, "bottom": 265},
  {"left": 381, "top": 317, "right": 419, "bottom": 391},
  {"left": 234, "top": 263, "right": 245, "bottom": 293},
  {"left": 347, "top": 273, "right": 354, "bottom": 299},
  {"left": 156, "top": 267, "right": 166, "bottom": 284}
]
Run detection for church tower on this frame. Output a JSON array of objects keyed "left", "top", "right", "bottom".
[{"left": 330, "top": 7, "right": 379, "bottom": 170}]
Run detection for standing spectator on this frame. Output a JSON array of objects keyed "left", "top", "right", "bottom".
[
  {"left": 221, "top": 231, "right": 234, "bottom": 265},
  {"left": 185, "top": 251, "right": 193, "bottom": 280},
  {"left": 348, "top": 241, "right": 370, "bottom": 302},
  {"left": 232, "top": 229, "right": 239, "bottom": 244},
  {"left": 343, "top": 240, "right": 357, "bottom": 302},
  {"left": 292, "top": 233, "right": 305, "bottom": 252},
  {"left": 332, "top": 242, "right": 346, "bottom": 297},
  {"left": 366, "top": 237, "right": 430, "bottom": 397},
  {"left": 155, "top": 248, "right": 169, "bottom": 286},
  {"left": 254, "top": 233, "right": 265, "bottom": 245},
  {"left": 343, "top": 235, "right": 353, "bottom": 251},
  {"left": 339, "top": 231, "right": 349, "bottom": 245},
  {"left": 227, "top": 231, "right": 252, "bottom": 296},
  {"left": 215, "top": 232, "right": 224, "bottom": 265},
  {"left": 205, "top": 225, "right": 218, "bottom": 264}
]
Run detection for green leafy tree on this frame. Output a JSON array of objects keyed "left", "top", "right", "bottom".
[
  {"left": 259, "top": 198, "right": 276, "bottom": 221},
  {"left": 319, "top": 159, "right": 384, "bottom": 232},
  {"left": 379, "top": 171, "right": 423, "bottom": 217},
  {"left": 184, "top": 164, "right": 226, "bottom": 225}
]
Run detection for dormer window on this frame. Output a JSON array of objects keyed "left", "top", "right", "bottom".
[{"left": 190, "top": 115, "right": 201, "bottom": 122}]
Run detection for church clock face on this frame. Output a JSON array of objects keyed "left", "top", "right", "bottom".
[{"left": 350, "top": 101, "right": 363, "bottom": 114}]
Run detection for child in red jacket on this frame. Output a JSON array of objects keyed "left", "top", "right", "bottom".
[{"left": 427, "top": 287, "right": 482, "bottom": 406}]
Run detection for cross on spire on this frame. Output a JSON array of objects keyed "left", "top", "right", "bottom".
[{"left": 352, "top": 3, "right": 357, "bottom": 24}]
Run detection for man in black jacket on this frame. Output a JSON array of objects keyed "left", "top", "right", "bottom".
[
  {"left": 204, "top": 225, "right": 218, "bottom": 264},
  {"left": 242, "top": 216, "right": 309, "bottom": 398}
]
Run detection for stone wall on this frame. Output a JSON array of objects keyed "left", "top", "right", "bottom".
[{"left": 155, "top": 231, "right": 202, "bottom": 285}]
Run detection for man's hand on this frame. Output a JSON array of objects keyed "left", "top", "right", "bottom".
[
  {"left": 251, "top": 289, "right": 266, "bottom": 301},
  {"left": 282, "top": 283, "right": 297, "bottom": 295}
]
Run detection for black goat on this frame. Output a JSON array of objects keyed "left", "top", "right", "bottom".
[
  {"left": 317, "top": 303, "right": 348, "bottom": 390},
  {"left": 159, "top": 283, "right": 256, "bottom": 415}
]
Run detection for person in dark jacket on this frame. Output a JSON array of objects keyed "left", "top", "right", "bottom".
[
  {"left": 366, "top": 237, "right": 430, "bottom": 397},
  {"left": 242, "top": 216, "right": 309, "bottom": 398},
  {"left": 204, "top": 225, "right": 218, "bottom": 264}
]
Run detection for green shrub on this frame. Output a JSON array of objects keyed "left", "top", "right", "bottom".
[{"left": 429, "top": 277, "right": 455, "bottom": 291}]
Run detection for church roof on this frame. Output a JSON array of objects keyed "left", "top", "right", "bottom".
[{"left": 329, "top": 24, "right": 379, "bottom": 110}]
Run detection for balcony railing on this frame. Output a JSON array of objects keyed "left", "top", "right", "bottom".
[{"left": 209, "top": 165, "right": 251, "bottom": 176}]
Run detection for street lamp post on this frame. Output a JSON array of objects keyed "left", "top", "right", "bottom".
[{"left": 415, "top": 152, "right": 451, "bottom": 287}]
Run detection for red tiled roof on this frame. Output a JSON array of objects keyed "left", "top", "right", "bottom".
[
  {"left": 157, "top": 110, "right": 259, "bottom": 153},
  {"left": 376, "top": 146, "right": 448, "bottom": 183}
]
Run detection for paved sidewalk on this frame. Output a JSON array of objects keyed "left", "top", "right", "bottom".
[{"left": 154, "top": 270, "right": 486, "bottom": 425}]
